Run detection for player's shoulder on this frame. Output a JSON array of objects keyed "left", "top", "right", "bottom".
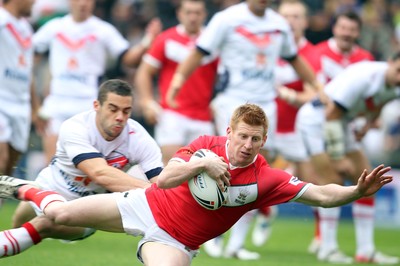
[
  {"left": 125, "top": 118, "right": 154, "bottom": 139},
  {"left": 61, "top": 110, "right": 92, "bottom": 132}
]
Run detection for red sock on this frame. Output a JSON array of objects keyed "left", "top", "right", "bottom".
[
  {"left": 355, "top": 197, "right": 374, "bottom": 206},
  {"left": 258, "top": 206, "right": 271, "bottom": 216},
  {"left": 22, "top": 222, "right": 41, "bottom": 244},
  {"left": 313, "top": 208, "right": 320, "bottom": 239},
  {"left": 24, "top": 187, "right": 66, "bottom": 211}
]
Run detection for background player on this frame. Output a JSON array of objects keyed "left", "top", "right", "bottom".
[
  {"left": 296, "top": 55, "right": 400, "bottom": 264},
  {"left": 33, "top": 0, "right": 162, "bottom": 163},
  {"left": 135, "top": 0, "right": 218, "bottom": 165}
]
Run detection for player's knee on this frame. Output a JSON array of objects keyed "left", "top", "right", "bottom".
[{"left": 46, "top": 205, "right": 73, "bottom": 226}]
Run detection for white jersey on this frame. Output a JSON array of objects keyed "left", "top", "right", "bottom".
[
  {"left": 325, "top": 61, "right": 400, "bottom": 120},
  {"left": 197, "top": 3, "right": 297, "bottom": 102},
  {"left": 33, "top": 14, "right": 129, "bottom": 99},
  {"left": 0, "top": 7, "right": 33, "bottom": 104},
  {"left": 37, "top": 110, "right": 163, "bottom": 199},
  {"left": 296, "top": 61, "right": 400, "bottom": 158}
]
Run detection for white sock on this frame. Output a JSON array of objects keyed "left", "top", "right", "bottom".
[
  {"left": 225, "top": 210, "right": 256, "bottom": 254},
  {"left": 353, "top": 203, "right": 375, "bottom": 256},
  {"left": 0, "top": 227, "right": 34, "bottom": 257},
  {"left": 317, "top": 207, "right": 340, "bottom": 258}
]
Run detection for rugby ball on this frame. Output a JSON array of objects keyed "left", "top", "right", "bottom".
[{"left": 188, "top": 149, "right": 228, "bottom": 210}]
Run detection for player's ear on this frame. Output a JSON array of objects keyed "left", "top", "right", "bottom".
[
  {"left": 262, "top": 134, "right": 268, "bottom": 146},
  {"left": 93, "top": 100, "right": 100, "bottom": 111},
  {"left": 226, "top": 126, "right": 232, "bottom": 139}
]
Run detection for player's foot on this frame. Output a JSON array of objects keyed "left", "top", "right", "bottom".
[
  {"left": 355, "top": 251, "right": 399, "bottom": 265},
  {"left": 251, "top": 206, "right": 278, "bottom": 246},
  {"left": 0, "top": 176, "right": 35, "bottom": 199},
  {"left": 308, "top": 237, "right": 321, "bottom": 254},
  {"left": 318, "top": 249, "right": 353, "bottom": 264},
  {"left": 224, "top": 248, "right": 260, "bottom": 260},
  {"left": 203, "top": 238, "right": 223, "bottom": 258}
]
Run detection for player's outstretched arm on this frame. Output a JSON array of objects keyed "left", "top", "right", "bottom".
[{"left": 296, "top": 164, "right": 393, "bottom": 207}]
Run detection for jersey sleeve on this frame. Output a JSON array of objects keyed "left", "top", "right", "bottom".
[
  {"left": 325, "top": 64, "right": 371, "bottom": 110},
  {"left": 196, "top": 11, "right": 229, "bottom": 55},
  {"left": 256, "top": 167, "right": 310, "bottom": 207},
  {"left": 279, "top": 24, "right": 298, "bottom": 60},
  {"left": 101, "top": 22, "right": 129, "bottom": 59},
  {"left": 143, "top": 33, "right": 166, "bottom": 68},
  {"left": 127, "top": 121, "right": 163, "bottom": 178},
  {"left": 33, "top": 19, "right": 59, "bottom": 53}
]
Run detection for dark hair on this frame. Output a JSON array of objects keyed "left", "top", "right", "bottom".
[
  {"left": 97, "top": 79, "right": 133, "bottom": 105},
  {"left": 333, "top": 11, "right": 362, "bottom": 29}
]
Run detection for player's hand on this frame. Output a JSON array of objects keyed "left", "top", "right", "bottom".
[
  {"left": 31, "top": 108, "right": 48, "bottom": 136},
  {"left": 355, "top": 165, "right": 392, "bottom": 197},
  {"left": 204, "top": 156, "right": 231, "bottom": 190},
  {"left": 141, "top": 18, "right": 162, "bottom": 48},
  {"left": 166, "top": 73, "right": 185, "bottom": 108}
]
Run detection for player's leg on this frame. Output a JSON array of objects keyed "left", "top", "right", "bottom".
[
  {"left": 141, "top": 242, "right": 191, "bottom": 266},
  {"left": 1, "top": 214, "right": 93, "bottom": 257},
  {"left": 224, "top": 210, "right": 260, "bottom": 260},
  {"left": 41, "top": 133, "right": 58, "bottom": 165},
  {"left": 12, "top": 201, "right": 37, "bottom": 227},
  {"left": 6, "top": 183, "right": 125, "bottom": 233},
  {"left": 346, "top": 150, "right": 399, "bottom": 264},
  {"left": 297, "top": 105, "right": 352, "bottom": 263}
]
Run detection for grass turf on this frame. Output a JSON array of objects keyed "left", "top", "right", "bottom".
[{"left": 1, "top": 200, "right": 399, "bottom": 266}]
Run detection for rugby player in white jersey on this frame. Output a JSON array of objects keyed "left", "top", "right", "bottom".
[
  {"left": 33, "top": 0, "right": 162, "bottom": 163},
  {"left": 0, "top": 0, "right": 43, "bottom": 209},
  {"left": 135, "top": 0, "right": 218, "bottom": 166},
  {"left": 296, "top": 54, "right": 400, "bottom": 264},
  {"left": 250, "top": 0, "right": 322, "bottom": 250},
  {"left": 0, "top": 103, "right": 394, "bottom": 266},
  {"left": 0, "top": 0, "right": 38, "bottom": 176},
  {"left": 0, "top": 79, "right": 164, "bottom": 258},
  {"left": 164, "top": 0, "right": 320, "bottom": 259}
]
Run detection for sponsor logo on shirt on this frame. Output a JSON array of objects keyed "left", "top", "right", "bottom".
[
  {"left": 3, "top": 68, "right": 29, "bottom": 82},
  {"left": 289, "top": 176, "right": 302, "bottom": 186}
]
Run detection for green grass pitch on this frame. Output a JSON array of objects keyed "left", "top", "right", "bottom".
[{"left": 1, "top": 201, "right": 399, "bottom": 265}]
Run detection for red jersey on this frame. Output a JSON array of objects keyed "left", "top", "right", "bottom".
[
  {"left": 143, "top": 25, "right": 219, "bottom": 121},
  {"left": 316, "top": 38, "right": 374, "bottom": 84},
  {"left": 275, "top": 39, "right": 321, "bottom": 133},
  {"left": 145, "top": 135, "right": 310, "bottom": 250}
]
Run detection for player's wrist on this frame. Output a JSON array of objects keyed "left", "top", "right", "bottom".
[
  {"left": 278, "top": 86, "right": 297, "bottom": 104},
  {"left": 170, "top": 72, "right": 186, "bottom": 91},
  {"left": 140, "top": 34, "right": 153, "bottom": 49}
]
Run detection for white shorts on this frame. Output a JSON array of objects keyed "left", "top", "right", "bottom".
[
  {"left": 41, "top": 94, "right": 94, "bottom": 135},
  {"left": 296, "top": 101, "right": 361, "bottom": 157},
  {"left": 115, "top": 189, "right": 199, "bottom": 263},
  {"left": 211, "top": 94, "right": 276, "bottom": 151},
  {"left": 0, "top": 102, "right": 31, "bottom": 152},
  {"left": 275, "top": 131, "right": 308, "bottom": 162},
  {"left": 155, "top": 110, "right": 214, "bottom": 146}
]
